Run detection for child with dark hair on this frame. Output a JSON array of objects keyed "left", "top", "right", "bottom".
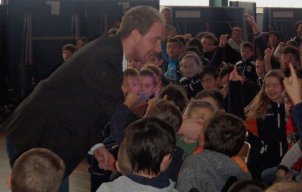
[
  {"left": 164, "top": 36, "right": 185, "bottom": 82},
  {"left": 62, "top": 43, "right": 75, "bottom": 61},
  {"left": 145, "top": 99, "right": 184, "bottom": 182},
  {"left": 96, "top": 118, "right": 177, "bottom": 192},
  {"left": 9, "top": 148, "right": 65, "bottom": 192},
  {"left": 177, "top": 113, "right": 251, "bottom": 192},
  {"left": 200, "top": 66, "right": 219, "bottom": 90},
  {"left": 235, "top": 42, "right": 258, "bottom": 83},
  {"left": 179, "top": 52, "right": 203, "bottom": 98},
  {"left": 75, "top": 37, "right": 88, "bottom": 50},
  {"left": 159, "top": 84, "right": 188, "bottom": 112},
  {"left": 195, "top": 89, "right": 225, "bottom": 111}
]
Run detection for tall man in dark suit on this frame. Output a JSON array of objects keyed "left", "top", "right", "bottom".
[{"left": 1, "top": 5, "right": 165, "bottom": 181}]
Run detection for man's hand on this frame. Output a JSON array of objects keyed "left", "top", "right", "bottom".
[{"left": 93, "top": 146, "right": 116, "bottom": 171}]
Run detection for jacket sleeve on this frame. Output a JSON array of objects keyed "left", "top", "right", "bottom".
[
  {"left": 292, "top": 102, "right": 302, "bottom": 140},
  {"left": 280, "top": 141, "right": 302, "bottom": 169},
  {"left": 104, "top": 104, "right": 138, "bottom": 146}
]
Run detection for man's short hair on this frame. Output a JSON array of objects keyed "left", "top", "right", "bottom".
[
  {"left": 11, "top": 148, "right": 65, "bottom": 192},
  {"left": 204, "top": 112, "right": 246, "bottom": 157},
  {"left": 124, "top": 118, "right": 176, "bottom": 175},
  {"left": 62, "top": 43, "right": 75, "bottom": 53},
  {"left": 118, "top": 6, "right": 165, "bottom": 38}
]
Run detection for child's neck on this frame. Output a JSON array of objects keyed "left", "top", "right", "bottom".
[
  {"left": 183, "top": 136, "right": 198, "bottom": 144},
  {"left": 135, "top": 171, "right": 159, "bottom": 179}
]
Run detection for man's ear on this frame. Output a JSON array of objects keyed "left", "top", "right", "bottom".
[
  {"left": 7, "top": 175, "right": 12, "bottom": 189},
  {"left": 130, "top": 29, "right": 142, "bottom": 43}
]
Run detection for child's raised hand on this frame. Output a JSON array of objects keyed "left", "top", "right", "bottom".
[
  {"left": 123, "top": 92, "right": 140, "bottom": 109},
  {"left": 283, "top": 63, "right": 302, "bottom": 105},
  {"left": 219, "top": 34, "right": 229, "bottom": 48},
  {"left": 177, "top": 116, "right": 203, "bottom": 142},
  {"left": 229, "top": 66, "right": 243, "bottom": 82}
]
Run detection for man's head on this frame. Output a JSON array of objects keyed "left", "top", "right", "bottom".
[
  {"left": 62, "top": 44, "right": 75, "bottom": 61},
  {"left": 124, "top": 118, "right": 176, "bottom": 176},
  {"left": 118, "top": 6, "right": 165, "bottom": 63},
  {"left": 10, "top": 148, "right": 65, "bottom": 192}
]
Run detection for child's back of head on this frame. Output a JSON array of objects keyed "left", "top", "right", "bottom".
[
  {"left": 204, "top": 112, "right": 246, "bottom": 157},
  {"left": 11, "top": 148, "right": 65, "bottom": 192},
  {"left": 145, "top": 99, "right": 183, "bottom": 133},
  {"left": 123, "top": 117, "right": 176, "bottom": 176}
]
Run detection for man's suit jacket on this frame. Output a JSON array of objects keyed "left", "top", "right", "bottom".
[{"left": 0, "top": 34, "right": 124, "bottom": 177}]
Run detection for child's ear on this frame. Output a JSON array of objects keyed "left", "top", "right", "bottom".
[
  {"left": 115, "top": 161, "right": 121, "bottom": 173},
  {"left": 160, "top": 154, "right": 172, "bottom": 172},
  {"left": 7, "top": 175, "right": 12, "bottom": 189}
]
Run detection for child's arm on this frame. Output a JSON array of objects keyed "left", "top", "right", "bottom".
[
  {"left": 284, "top": 63, "right": 302, "bottom": 138},
  {"left": 279, "top": 141, "right": 302, "bottom": 169}
]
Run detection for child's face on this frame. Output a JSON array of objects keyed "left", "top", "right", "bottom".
[
  {"left": 285, "top": 96, "right": 294, "bottom": 116},
  {"left": 265, "top": 76, "right": 284, "bottom": 103},
  {"left": 166, "top": 42, "right": 183, "bottom": 60},
  {"left": 121, "top": 76, "right": 141, "bottom": 95},
  {"left": 280, "top": 53, "right": 297, "bottom": 70},
  {"left": 62, "top": 50, "right": 73, "bottom": 61},
  {"left": 180, "top": 57, "right": 200, "bottom": 78},
  {"left": 181, "top": 107, "right": 214, "bottom": 141},
  {"left": 190, "top": 107, "right": 214, "bottom": 126},
  {"left": 140, "top": 76, "right": 157, "bottom": 98},
  {"left": 240, "top": 47, "right": 253, "bottom": 61},
  {"left": 201, "top": 74, "right": 218, "bottom": 90},
  {"left": 201, "top": 37, "right": 214, "bottom": 53},
  {"left": 256, "top": 59, "right": 265, "bottom": 79},
  {"left": 268, "top": 34, "right": 279, "bottom": 47}
]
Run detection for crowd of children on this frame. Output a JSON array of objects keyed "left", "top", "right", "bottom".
[{"left": 6, "top": 6, "right": 302, "bottom": 192}]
